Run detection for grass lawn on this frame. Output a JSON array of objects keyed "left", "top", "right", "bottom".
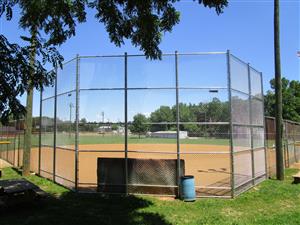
[
  {"left": 40, "top": 133, "right": 229, "bottom": 146},
  {"left": 1, "top": 167, "right": 300, "bottom": 225}
]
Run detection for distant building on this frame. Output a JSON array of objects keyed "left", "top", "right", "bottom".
[
  {"left": 96, "top": 125, "right": 112, "bottom": 133},
  {"left": 117, "top": 126, "right": 125, "bottom": 134},
  {"left": 150, "top": 131, "right": 188, "bottom": 139}
]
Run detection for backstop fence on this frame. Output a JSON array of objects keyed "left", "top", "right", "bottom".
[{"left": 1, "top": 51, "right": 298, "bottom": 198}]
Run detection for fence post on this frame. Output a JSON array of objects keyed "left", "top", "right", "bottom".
[
  {"left": 247, "top": 64, "right": 255, "bottom": 185},
  {"left": 294, "top": 123, "right": 300, "bottom": 163},
  {"left": 53, "top": 66, "right": 58, "bottom": 182},
  {"left": 75, "top": 54, "right": 80, "bottom": 191},
  {"left": 260, "top": 72, "right": 268, "bottom": 178},
  {"left": 17, "top": 121, "right": 21, "bottom": 168},
  {"left": 175, "top": 51, "right": 181, "bottom": 198},
  {"left": 227, "top": 50, "right": 235, "bottom": 198},
  {"left": 284, "top": 121, "right": 289, "bottom": 167},
  {"left": 293, "top": 124, "right": 297, "bottom": 163},
  {"left": 124, "top": 52, "right": 128, "bottom": 195},
  {"left": 13, "top": 120, "right": 16, "bottom": 166},
  {"left": 6, "top": 126, "right": 8, "bottom": 161},
  {"left": 38, "top": 88, "right": 43, "bottom": 175}
]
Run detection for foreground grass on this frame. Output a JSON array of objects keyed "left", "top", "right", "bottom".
[{"left": 1, "top": 168, "right": 300, "bottom": 225}]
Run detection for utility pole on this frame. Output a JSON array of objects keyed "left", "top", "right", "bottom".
[{"left": 274, "top": 0, "right": 284, "bottom": 180}]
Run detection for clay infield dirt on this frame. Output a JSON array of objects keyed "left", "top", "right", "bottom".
[{"left": 2, "top": 143, "right": 269, "bottom": 195}]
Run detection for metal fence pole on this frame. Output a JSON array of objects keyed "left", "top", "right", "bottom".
[
  {"left": 53, "top": 66, "right": 58, "bottom": 182},
  {"left": 175, "top": 51, "right": 181, "bottom": 198},
  {"left": 17, "top": 122, "right": 20, "bottom": 168},
  {"left": 247, "top": 64, "right": 255, "bottom": 185},
  {"left": 6, "top": 126, "right": 8, "bottom": 161},
  {"left": 260, "top": 72, "right": 268, "bottom": 178},
  {"left": 75, "top": 54, "right": 80, "bottom": 191},
  {"left": 124, "top": 52, "right": 128, "bottom": 195},
  {"left": 13, "top": 120, "right": 16, "bottom": 166},
  {"left": 38, "top": 89, "right": 43, "bottom": 175},
  {"left": 284, "top": 121, "right": 289, "bottom": 167},
  {"left": 292, "top": 124, "right": 297, "bottom": 163},
  {"left": 227, "top": 50, "right": 235, "bottom": 198}
]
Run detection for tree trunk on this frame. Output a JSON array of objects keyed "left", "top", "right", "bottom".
[
  {"left": 23, "top": 27, "right": 37, "bottom": 176},
  {"left": 274, "top": 0, "right": 284, "bottom": 180}
]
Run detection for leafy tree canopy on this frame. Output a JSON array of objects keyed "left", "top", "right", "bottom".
[
  {"left": 0, "top": 35, "right": 61, "bottom": 124},
  {"left": 130, "top": 113, "right": 149, "bottom": 137},
  {"left": 0, "top": 0, "right": 228, "bottom": 123},
  {"left": 0, "top": 0, "right": 87, "bottom": 123},
  {"left": 265, "top": 78, "right": 300, "bottom": 122},
  {"left": 90, "top": 0, "right": 228, "bottom": 58}
]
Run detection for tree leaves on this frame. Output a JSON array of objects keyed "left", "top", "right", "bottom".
[
  {"left": 0, "top": 0, "right": 229, "bottom": 123},
  {"left": 0, "top": 35, "right": 63, "bottom": 124},
  {"left": 265, "top": 78, "right": 300, "bottom": 122},
  {"left": 198, "top": 0, "right": 228, "bottom": 15},
  {"left": 90, "top": 0, "right": 227, "bottom": 59},
  {"left": 0, "top": 0, "right": 17, "bottom": 21}
]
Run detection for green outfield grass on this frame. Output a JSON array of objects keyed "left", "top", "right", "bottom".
[
  {"left": 39, "top": 133, "right": 230, "bottom": 146},
  {"left": 1, "top": 167, "right": 299, "bottom": 225},
  {"left": 0, "top": 132, "right": 228, "bottom": 153}
]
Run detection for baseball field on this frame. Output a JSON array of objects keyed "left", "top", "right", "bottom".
[{"left": 1, "top": 132, "right": 270, "bottom": 197}]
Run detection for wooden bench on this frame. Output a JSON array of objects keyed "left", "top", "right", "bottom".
[
  {"left": 0, "top": 179, "right": 47, "bottom": 208},
  {"left": 292, "top": 172, "right": 300, "bottom": 184},
  {"left": 0, "top": 141, "right": 11, "bottom": 145}
]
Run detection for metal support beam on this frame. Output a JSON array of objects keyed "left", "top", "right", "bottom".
[
  {"left": 261, "top": 72, "right": 269, "bottom": 178},
  {"left": 53, "top": 66, "right": 58, "bottom": 182},
  {"left": 75, "top": 54, "right": 80, "bottom": 191},
  {"left": 227, "top": 50, "right": 235, "bottom": 198},
  {"left": 175, "top": 51, "right": 181, "bottom": 198},
  {"left": 38, "top": 89, "right": 43, "bottom": 175},
  {"left": 248, "top": 64, "right": 255, "bottom": 185},
  {"left": 17, "top": 122, "right": 21, "bottom": 168},
  {"left": 124, "top": 52, "right": 129, "bottom": 195},
  {"left": 13, "top": 120, "right": 16, "bottom": 166}
]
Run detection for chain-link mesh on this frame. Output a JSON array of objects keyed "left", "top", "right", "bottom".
[
  {"left": 5, "top": 52, "right": 300, "bottom": 199},
  {"left": 265, "top": 117, "right": 300, "bottom": 177}
]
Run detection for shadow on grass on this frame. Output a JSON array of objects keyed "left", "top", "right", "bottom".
[
  {"left": 11, "top": 167, "right": 22, "bottom": 176},
  {"left": 0, "top": 192, "right": 171, "bottom": 225}
]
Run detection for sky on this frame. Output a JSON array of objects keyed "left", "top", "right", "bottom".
[{"left": 1, "top": 0, "right": 299, "bottom": 122}]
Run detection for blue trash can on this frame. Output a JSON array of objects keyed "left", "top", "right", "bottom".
[{"left": 180, "top": 175, "right": 196, "bottom": 202}]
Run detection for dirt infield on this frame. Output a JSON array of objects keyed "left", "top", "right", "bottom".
[
  {"left": 6, "top": 143, "right": 266, "bottom": 196},
  {"left": 37, "top": 144, "right": 232, "bottom": 192}
]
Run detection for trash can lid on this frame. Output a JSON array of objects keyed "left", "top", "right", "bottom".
[{"left": 181, "top": 175, "right": 194, "bottom": 179}]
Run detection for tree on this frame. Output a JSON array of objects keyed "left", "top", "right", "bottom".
[
  {"left": 0, "top": 0, "right": 228, "bottom": 175},
  {"left": 274, "top": 0, "right": 284, "bottom": 180},
  {"left": 1, "top": 0, "right": 86, "bottom": 175},
  {"left": 130, "top": 114, "right": 149, "bottom": 138},
  {"left": 265, "top": 78, "right": 300, "bottom": 122},
  {"left": 0, "top": 35, "right": 60, "bottom": 124},
  {"left": 90, "top": 0, "right": 228, "bottom": 59},
  {"left": 111, "top": 124, "right": 119, "bottom": 131},
  {"left": 150, "top": 106, "right": 174, "bottom": 131}
]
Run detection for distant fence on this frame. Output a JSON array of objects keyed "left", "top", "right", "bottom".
[
  {"left": 1, "top": 116, "right": 299, "bottom": 191},
  {"left": 265, "top": 117, "right": 300, "bottom": 177}
]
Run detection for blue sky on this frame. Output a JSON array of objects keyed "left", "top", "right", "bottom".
[{"left": 1, "top": 1, "right": 299, "bottom": 121}]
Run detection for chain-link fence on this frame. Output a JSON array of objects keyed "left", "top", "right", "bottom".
[
  {"left": 0, "top": 51, "right": 278, "bottom": 198},
  {"left": 265, "top": 117, "right": 300, "bottom": 177},
  {"left": 0, "top": 119, "right": 40, "bottom": 171}
]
